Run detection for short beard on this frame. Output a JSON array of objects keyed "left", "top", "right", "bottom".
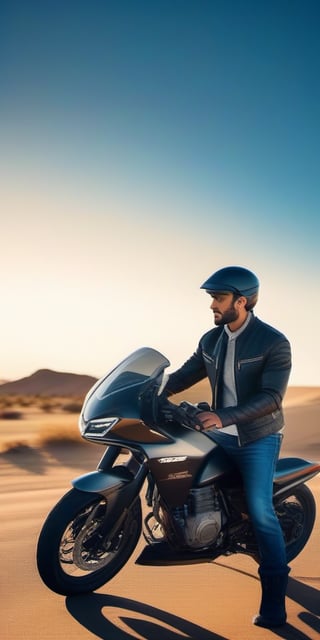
[{"left": 214, "top": 303, "right": 239, "bottom": 326}]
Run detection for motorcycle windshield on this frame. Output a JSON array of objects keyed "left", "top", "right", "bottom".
[{"left": 82, "top": 347, "right": 170, "bottom": 423}]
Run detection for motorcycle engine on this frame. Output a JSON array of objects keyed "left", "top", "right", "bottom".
[{"left": 171, "top": 486, "right": 222, "bottom": 549}]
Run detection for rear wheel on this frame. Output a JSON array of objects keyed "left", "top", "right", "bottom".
[
  {"left": 37, "top": 488, "right": 142, "bottom": 595},
  {"left": 247, "top": 484, "right": 316, "bottom": 564},
  {"left": 275, "top": 484, "right": 316, "bottom": 562}
]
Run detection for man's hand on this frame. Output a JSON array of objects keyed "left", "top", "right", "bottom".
[{"left": 196, "top": 411, "right": 223, "bottom": 431}]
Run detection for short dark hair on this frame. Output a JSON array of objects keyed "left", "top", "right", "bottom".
[{"left": 232, "top": 292, "right": 258, "bottom": 311}]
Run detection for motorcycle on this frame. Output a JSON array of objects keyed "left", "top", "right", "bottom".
[{"left": 37, "top": 347, "right": 320, "bottom": 596}]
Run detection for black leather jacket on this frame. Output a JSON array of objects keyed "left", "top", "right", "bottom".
[{"left": 167, "top": 313, "right": 292, "bottom": 445}]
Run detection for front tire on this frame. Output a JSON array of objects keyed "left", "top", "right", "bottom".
[{"left": 37, "top": 488, "right": 142, "bottom": 595}]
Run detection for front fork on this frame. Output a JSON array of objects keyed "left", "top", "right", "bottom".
[
  {"left": 72, "top": 445, "right": 147, "bottom": 537},
  {"left": 97, "top": 445, "right": 125, "bottom": 471}
]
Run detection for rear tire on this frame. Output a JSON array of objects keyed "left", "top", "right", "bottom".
[
  {"left": 37, "top": 488, "right": 142, "bottom": 595},
  {"left": 275, "top": 484, "right": 316, "bottom": 562}
]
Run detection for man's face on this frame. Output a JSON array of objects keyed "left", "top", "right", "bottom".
[{"left": 209, "top": 292, "right": 239, "bottom": 326}]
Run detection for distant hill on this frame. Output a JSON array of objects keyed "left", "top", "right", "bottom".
[{"left": 0, "top": 369, "right": 98, "bottom": 397}]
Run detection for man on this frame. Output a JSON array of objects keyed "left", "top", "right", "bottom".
[{"left": 166, "top": 266, "right": 292, "bottom": 628}]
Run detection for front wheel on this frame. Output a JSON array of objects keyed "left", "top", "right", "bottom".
[{"left": 36, "top": 488, "right": 142, "bottom": 595}]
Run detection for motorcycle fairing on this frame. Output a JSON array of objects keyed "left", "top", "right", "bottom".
[
  {"left": 73, "top": 430, "right": 231, "bottom": 509},
  {"left": 80, "top": 347, "right": 170, "bottom": 428}
]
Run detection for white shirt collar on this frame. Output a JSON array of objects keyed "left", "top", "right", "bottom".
[{"left": 224, "top": 311, "right": 252, "bottom": 340}]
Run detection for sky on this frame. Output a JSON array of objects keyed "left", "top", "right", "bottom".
[{"left": 1, "top": 0, "right": 320, "bottom": 386}]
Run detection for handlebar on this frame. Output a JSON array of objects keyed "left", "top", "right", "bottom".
[{"left": 157, "top": 397, "right": 205, "bottom": 430}]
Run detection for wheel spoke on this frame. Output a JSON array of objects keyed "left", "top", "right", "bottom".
[{"left": 59, "top": 498, "right": 120, "bottom": 575}]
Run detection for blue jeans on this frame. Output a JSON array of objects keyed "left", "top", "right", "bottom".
[{"left": 209, "top": 430, "right": 288, "bottom": 574}]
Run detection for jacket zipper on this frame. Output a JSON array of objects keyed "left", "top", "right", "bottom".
[{"left": 237, "top": 356, "right": 263, "bottom": 370}]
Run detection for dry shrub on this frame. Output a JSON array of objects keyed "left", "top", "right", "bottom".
[
  {"left": 0, "top": 395, "right": 38, "bottom": 409},
  {"left": 37, "top": 426, "right": 84, "bottom": 447},
  {"left": 0, "top": 410, "right": 23, "bottom": 420},
  {"left": 40, "top": 400, "right": 56, "bottom": 413},
  {"left": 15, "top": 396, "right": 34, "bottom": 407},
  {"left": 62, "top": 402, "right": 83, "bottom": 414},
  {"left": 0, "top": 397, "right": 14, "bottom": 409}
]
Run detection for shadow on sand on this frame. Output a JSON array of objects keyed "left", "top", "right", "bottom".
[
  {"left": 214, "top": 563, "right": 320, "bottom": 639},
  {"left": 65, "top": 575, "right": 320, "bottom": 640},
  {"left": 0, "top": 442, "right": 99, "bottom": 474},
  {"left": 270, "top": 577, "right": 320, "bottom": 640},
  {"left": 42, "top": 442, "right": 98, "bottom": 470},
  {"left": 66, "top": 593, "right": 228, "bottom": 640},
  {"left": 0, "top": 445, "right": 47, "bottom": 474}
]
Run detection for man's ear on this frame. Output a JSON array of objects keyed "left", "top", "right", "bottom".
[{"left": 236, "top": 296, "right": 247, "bottom": 308}]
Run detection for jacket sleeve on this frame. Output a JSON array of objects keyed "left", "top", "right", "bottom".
[
  {"left": 166, "top": 344, "right": 207, "bottom": 395},
  {"left": 216, "top": 338, "right": 292, "bottom": 427}
]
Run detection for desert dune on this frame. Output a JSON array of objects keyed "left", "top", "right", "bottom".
[{"left": 0, "top": 384, "right": 319, "bottom": 639}]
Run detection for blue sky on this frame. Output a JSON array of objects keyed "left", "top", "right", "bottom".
[{"left": 1, "top": 1, "right": 320, "bottom": 386}]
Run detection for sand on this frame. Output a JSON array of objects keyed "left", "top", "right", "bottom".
[{"left": 0, "top": 386, "right": 319, "bottom": 639}]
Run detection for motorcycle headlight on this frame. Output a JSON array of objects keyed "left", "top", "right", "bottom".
[{"left": 79, "top": 416, "right": 119, "bottom": 438}]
